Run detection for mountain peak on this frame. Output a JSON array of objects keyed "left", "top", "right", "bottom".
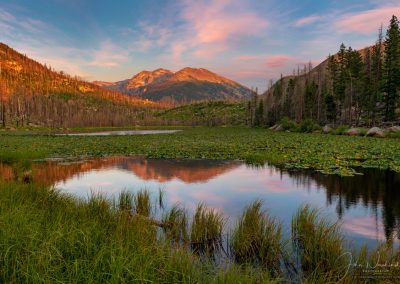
[
  {"left": 94, "top": 67, "right": 252, "bottom": 103},
  {"left": 127, "top": 68, "right": 173, "bottom": 89}
]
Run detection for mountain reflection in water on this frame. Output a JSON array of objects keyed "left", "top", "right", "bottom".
[{"left": 0, "top": 156, "right": 399, "bottom": 247}]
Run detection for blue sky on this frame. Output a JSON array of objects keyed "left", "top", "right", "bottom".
[{"left": 1, "top": 0, "right": 399, "bottom": 91}]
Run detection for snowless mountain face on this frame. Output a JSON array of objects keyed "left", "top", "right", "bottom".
[{"left": 94, "top": 67, "right": 253, "bottom": 104}]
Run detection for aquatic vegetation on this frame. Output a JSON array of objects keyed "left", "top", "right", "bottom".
[
  {"left": 1, "top": 127, "right": 400, "bottom": 176},
  {"left": 190, "top": 203, "right": 225, "bottom": 255},
  {"left": 291, "top": 206, "right": 346, "bottom": 280},
  {"left": 230, "top": 200, "right": 282, "bottom": 275},
  {"left": 117, "top": 190, "right": 134, "bottom": 212},
  {"left": 133, "top": 189, "right": 152, "bottom": 217},
  {"left": 1, "top": 179, "right": 399, "bottom": 282},
  {"left": 162, "top": 204, "right": 189, "bottom": 244}
]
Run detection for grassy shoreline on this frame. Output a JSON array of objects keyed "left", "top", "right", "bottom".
[
  {"left": 1, "top": 127, "right": 399, "bottom": 176},
  {"left": 1, "top": 181, "right": 399, "bottom": 283}
]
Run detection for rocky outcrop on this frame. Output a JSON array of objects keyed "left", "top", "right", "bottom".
[
  {"left": 388, "top": 126, "right": 400, "bottom": 133},
  {"left": 322, "top": 125, "right": 332, "bottom": 134},
  {"left": 366, "top": 127, "right": 385, "bottom": 138},
  {"left": 346, "top": 128, "right": 361, "bottom": 136}
]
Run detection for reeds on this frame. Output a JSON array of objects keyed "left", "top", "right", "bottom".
[
  {"left": 291, "top": 205, "right": 346, "bottom": 280},
  {"left": 118, "top": 190, "right": 134, "bottom": 212},
  {"left": 230, "top": 200, "right": 282, "bottom": 275},
  {"left": 162, "top": 204, "right": 189, "bottom": 244},
  {"left": 190, "top": 203, "right": 225, "bottom": 255},
  {"left": 133, "top": 189, "right": 151, "bottom": 217},
  {"left": 1, "top": 179, "right": 398, "bottom": 283}
]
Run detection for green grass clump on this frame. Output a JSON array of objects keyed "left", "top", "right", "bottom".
[
  {"left": 279, "top": 117, "right": 298, "bottom": 131},
  {"left": 162, "top": 204, "right": 189, "bottom": 244},
  {"left": 291, "top": 206, "right": 347, "bottom": 280},
  {"left": 231, "top": 200, "right": 282, "bottom": 275},
  {"left": 190, "top": 203, "right": 225, "bottom": 255},
  {"left": 133, "top": 189, "right": 151, "bottom": 217},
  {"left": 298, "top": 119, "right": 321, "bottom": 133},
  {"left": 118, "top": 190, "right": 134, "bottom": 212},
  {"left": 332, "top": 125, "right": 350, "bottom": 135}
]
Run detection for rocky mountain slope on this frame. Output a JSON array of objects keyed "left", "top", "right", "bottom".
[
  {"left": 94, "top": 67, "right": 253, "bottom": 104},
  {"left": 0, "top": 42, "right": 158, "bottom": 127}
]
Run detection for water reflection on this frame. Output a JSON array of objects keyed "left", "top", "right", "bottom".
[
  {"left": 56, "top": 130, "right": 181, "bottom": 136},
  {"left": 0, "top": 157, "right": 399, "bottom": 247},
  {"left": 285, "top": 170, "right": 400, "bottom": 241}
]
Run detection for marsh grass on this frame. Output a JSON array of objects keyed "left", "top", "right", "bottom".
[
  {"left": 0, "top": 181, "right": 280, "bottom": 283},
  {"left": 117, "top": 190, "right": 134, "bottom": 212},
  {"left": 230, "top": 200, "right": 282, "bottom": 275},
  {"left": 0, "top": 178, "right": 398, "bottom": 283},
  {"left": 291, "top": 205, "right": 347, "bottom": 280},
  {"left": 190, "top": 203, "right": 225, "bottom": 255},
  {"left": 133, "top": 189, "right": 151, "bottom": 217},
  {"left": 162, "top": 204, "right": 189, "bottom": 244}
]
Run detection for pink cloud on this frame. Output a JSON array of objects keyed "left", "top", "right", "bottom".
[
  {"left": 295, "top": 15, "right": 322, "bottom": 27},
  {"left": 171, "top": 0, "right": 268, "bottom": 60},
  {"left": 336, "top": 6, "right": 400, "bottom": 34},
  {"left": 234, "top": 55, "right": 262, "bottom": 61},
  {"left": 266, "top": 55, "right": 295, "bottom": 68},
  {"left": 182, "top": 0, "right": 268, "bottom": 44},
  {"left": 89, "top": 40, "right": 129, "bottom": 68}
]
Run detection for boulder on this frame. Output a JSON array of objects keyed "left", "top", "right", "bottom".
[
  {"left": 366, "top": 127, "right": 385, "bottom": 138},
  {"left": 346, "top": 128, "right": 361, "bottom": 136},
  {"left": 388, "top": 126, "right": 400, "bottom": 133},
  {"left": 322, "top": 125, "right": 332, "bottom": 134},
  {"left": 269, "top": 124, "right": 278, "bottom": 130}
]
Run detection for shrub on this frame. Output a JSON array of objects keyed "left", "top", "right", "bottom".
[
  {"left": 279, "top": 117, "right": 298, "bottom": 131},
  {"left": 332, "top": 125, "right": 350, "bottom": 135},
  {"left": 298, "top": 119, "right": 321, "bottom": 133}
]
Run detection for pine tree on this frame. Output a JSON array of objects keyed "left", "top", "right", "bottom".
[
  {"left": 383, "top": 15, "right": 400, "bottom": 121},
  {"left": 345, "top": 48, "right": 363, "bottom": 124}
]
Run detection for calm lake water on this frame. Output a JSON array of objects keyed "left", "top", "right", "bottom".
[
  {"left": 57, "top": 130, "right": 181, "bottom": 136},
  {"left": 1, "top": 156, "right": 399, "bottom": 248}
]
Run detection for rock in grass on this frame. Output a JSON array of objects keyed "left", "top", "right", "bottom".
[
  {"left": 388, "top": 126, "right": 400, "bottom": 133},
  {"left": 322, "top": 125, "right": 332, "bottom": 134},
  {"left": 269, "top": 124, "right": 280, "bottom": 131},
  {"left": 346, "top": 128, "right": 361, "bottom": 136},
  {"left": 366, "top": 127, "right": 385, "bottom": 138}
]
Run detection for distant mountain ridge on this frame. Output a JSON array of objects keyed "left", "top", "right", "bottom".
[{"left": 94, "top": 67, "right": 253, "bottom": 104}]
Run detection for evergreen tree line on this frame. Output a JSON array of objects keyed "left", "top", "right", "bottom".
[{"left": 264, "top": 15, "right": 400, "bottom": 127}]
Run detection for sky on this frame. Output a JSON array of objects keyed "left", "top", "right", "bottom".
[{"left": 1, "top": 0, "right": 399, "bottom": 91}]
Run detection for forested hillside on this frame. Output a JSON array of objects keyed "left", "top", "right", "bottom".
[
  {"left": 0, "top": 43, "right": 159, "bottom": 128},
  {"left": 262, "top": 15, "right": 400, "bottom": 127}
]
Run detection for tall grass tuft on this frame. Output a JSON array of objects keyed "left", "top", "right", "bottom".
[
  {"left": 162, "top": 204, "right": 189, "bottom": 244},
  {"left": 230, "top": 200, "right": 282, "bottom": 275},
  {"left": 190, "top": 203, "right": 225, "bottom": 255},
  {"left": 133, "top": 189, "right": 151, "bottom": 217},
  {"left": 118, "top": 190, "right": 134, "bottom": 212},
  {"left": 292, "top": 205, "right": 346, "bottom": 280}
]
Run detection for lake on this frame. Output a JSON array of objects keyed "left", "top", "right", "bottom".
[
  {"left": 56, "top": 130, "right": 181, "bottom": 136},
  {"left": 1, "top": 156, "right": 399, "bottom": 248}
]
